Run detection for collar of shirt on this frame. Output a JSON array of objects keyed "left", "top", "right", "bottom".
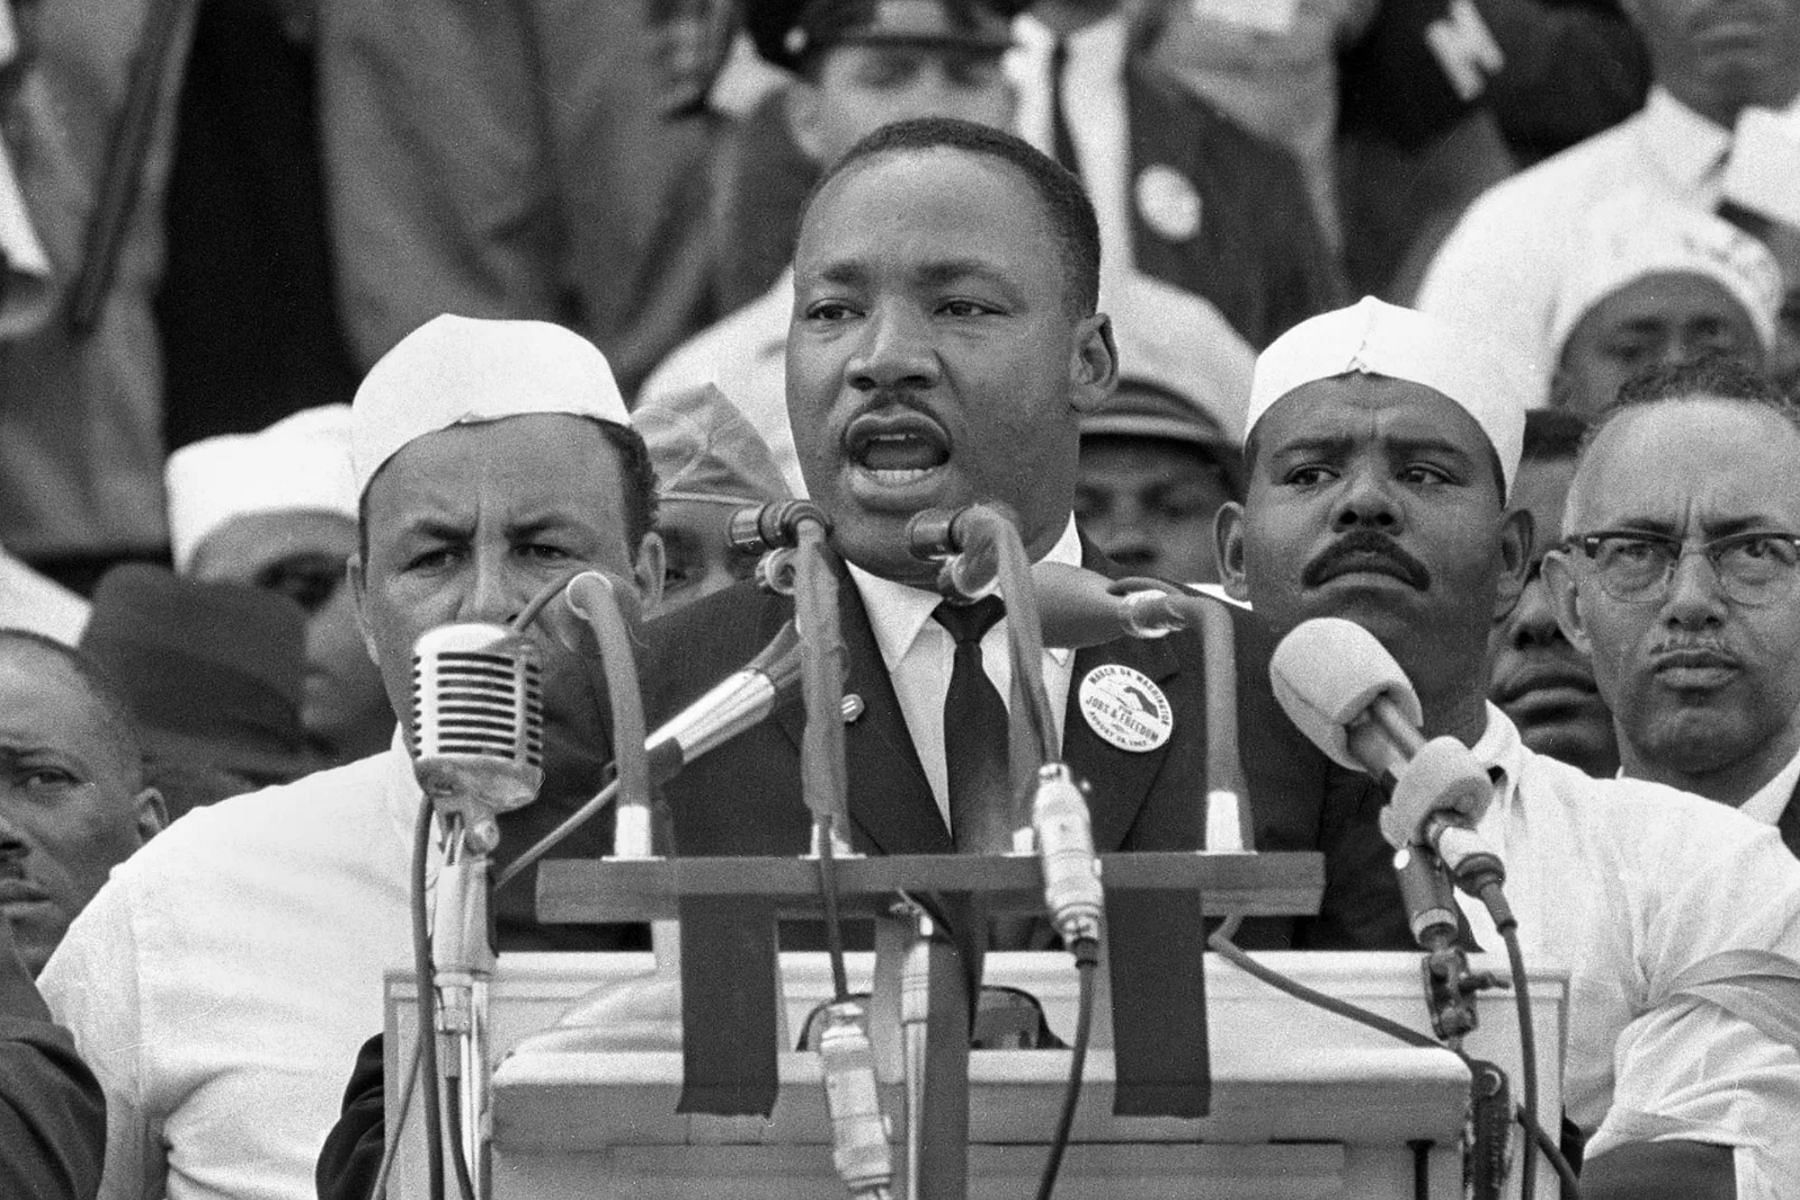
[
  {"left": 1737, "top": 742, "right": 1800, "bottom": 826},
  {"left": 1458, "top": 702, "right": 1526, "bottom": 831},
  {"left": 848, "top": 513, "right": 1082, "bottom": 674},
  {"left": 1637, "top": 85, "right": 1800, "bottom": 194}
]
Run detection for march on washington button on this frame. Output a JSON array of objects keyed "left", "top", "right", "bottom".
[{"left": 1077, "top": 663, "right": 1172, "bottom": 752}]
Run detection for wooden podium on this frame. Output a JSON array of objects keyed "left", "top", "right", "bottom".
[{"left": 380, "top": 851, "right": 1567, "bottom": 1199}]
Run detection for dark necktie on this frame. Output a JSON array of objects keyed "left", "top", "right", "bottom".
[
  {"left": 1050, "top": 37, "right": 1081, "bottom": 180},
  {"left": 933, "top": 596, "right": 1012, "bottom": 853}
]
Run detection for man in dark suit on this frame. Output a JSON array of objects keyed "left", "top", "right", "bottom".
[
  {"left": 643, "top": 116, "right": 1403, "bottom": 948},
  {"left": 1543, "top": 358, "right": 1800, "bottom": 858}
]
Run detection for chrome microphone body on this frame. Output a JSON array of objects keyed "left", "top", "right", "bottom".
[
  {"left": 644, "top": 622, "right": 803, "bottom": 784},
  {"left": 412, "top": 622, "right": 545, "bottom": 846}
]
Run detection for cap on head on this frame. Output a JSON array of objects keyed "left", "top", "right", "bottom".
[
  {"left": 77, "top": 564, "right": 310, "bottom": 785},
  {"left": 1083, "top": 274, "right": 1254, "bottom": 448},
  {"left": 636, "top": 383, "right": 792, "bottom": 507},
  {"left": 1247, "top": 296, "right": 1528, "bottom": 493},
  {"left": 749, "top": 0, "right": 1022, "bottom": 72},
  {"left": 166, "top": 405, "right": 357, "bottom": 573},
  {"left": 350, "top": 315, "right": 630, "bottom": 497},
  {"left": 1548, "top": 189, "right": 1784, "bottom": 357}
]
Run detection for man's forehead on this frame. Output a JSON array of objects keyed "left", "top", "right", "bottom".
[
  {"left": 1254, "top": 374, "right": 1491, "bottom": 453},
  {"left": 1574, "top": 398, "right": 1800, "bottom": 525},
  {"left": 0, "top": 649, "right": 107, "bottom": 744},
  {"left": 801, "top": 148, "right": 1033, "bottom": 247},
  {"left": 363, "top": 417, "right": 618, "bottom": 532}
]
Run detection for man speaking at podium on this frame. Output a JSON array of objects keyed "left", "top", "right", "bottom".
[
  {"left": 643, "top": 118, "right": 1394, "bottom": 928},
  {"left": 1214, "top": 297, "right": 1800, "bottom": 1198}
]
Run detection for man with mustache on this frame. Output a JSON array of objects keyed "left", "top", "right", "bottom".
[
  {"left": 1543, "top": 358, "right": 1800, "bottom": 855},
  {"left": 1487, "top": 410, "right": 1619, "bottom": 777},
  {"left": 645, "top": 117, "right": 1399, "bottom": 954},
  {"left": 1217, "top": 296, "right": 1800, "bottom": 1197}
]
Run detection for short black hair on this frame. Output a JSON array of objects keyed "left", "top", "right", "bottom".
[
  {"left": 1586, "top": 357, "right": 1800, "bottom": 450},
  {"left": 798, "top": 116, "right": 1102, "bottom": 316},
  {"left": 1520, "top": 408, "right": 1590, "bottom": 465},
  {"left": 357, "top": 418, "right": 660, "bottom": 565},
  {"left": 0, "top": 629, "right": 146, "bottom": 785}
]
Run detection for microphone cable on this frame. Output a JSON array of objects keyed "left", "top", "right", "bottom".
[
  {"left": 1032, "top": 933, "right": 1100, "bottom": 1200},
  {"left": 410, "top": 792, "right": 447, "bottom": 1200},
  {"left": 1205, "top": 914, "right": 1580, "bottom": 1198}
]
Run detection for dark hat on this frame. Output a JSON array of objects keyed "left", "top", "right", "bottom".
[
  {"left": 747, "top": 0, "right": 1024, "bottom": 72},
  {"left": 78, "top": 565, "right": 314, "bottom": 786}
]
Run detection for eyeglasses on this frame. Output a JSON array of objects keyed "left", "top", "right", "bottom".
[{"left": 1560, "top": 529, "right": 1800, "bottom": 607}]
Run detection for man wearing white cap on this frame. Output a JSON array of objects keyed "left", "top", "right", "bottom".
[
  {"left": 166, "top": 406, "right": 394, "bottom": 766},
  {"left": 1218, "top": 296, "right": 1800, "bottom": 1197},
  {"left": 1547, "top": 192, "right": 1784, "bottom": 414},
  {"left": 39, "top": 315, "right": 664, "bottom": 1200}
]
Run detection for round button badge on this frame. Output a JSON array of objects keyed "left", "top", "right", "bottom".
[{"left": 1078, "top": 664, "right": 1173, "bottom": 753}]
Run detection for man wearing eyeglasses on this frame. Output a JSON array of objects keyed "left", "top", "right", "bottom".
[{"left": 1544, "top": 358, "right": 1800, "bottom": 857}]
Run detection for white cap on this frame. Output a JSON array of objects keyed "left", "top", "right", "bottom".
[
  {"left": 1097, "top": 272, "right": 1255, "bottom": 442},
  {"left": 1547, "top": 190, "right": 1784, "bottom": 358},
  {"left": 165, "top": 405, "right": 358, "bottom": 572},
  {"left": 350, "top": 314, "right": 630, "bottom": 495},
  {"left": 1247, "top": 296, "right": 1527, "bottom": 493}
]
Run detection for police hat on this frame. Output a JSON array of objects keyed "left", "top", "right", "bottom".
[{"left": 747, "top": 0, "right": 1026, "bottom": 72}]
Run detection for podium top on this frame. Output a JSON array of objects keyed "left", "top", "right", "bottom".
[{"left": 534, "top": 851, "right": 1324, "bottom": 924}]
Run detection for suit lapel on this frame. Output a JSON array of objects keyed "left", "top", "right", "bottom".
[
  {"left": 1780, "top": 776, "right": 1800, "bottom": 860},
  {"left": 770, "top": 562, "right": 948, "bottom": 855}
]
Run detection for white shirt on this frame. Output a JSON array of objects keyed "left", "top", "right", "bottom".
[
  {"left": 1457, "top": 705, "right": 1800, "bottom": 1195},
  {"left": 847, "top": 516, "right": 1082, "bottom": 828},
  {"left": 1009, "top": 13, "right": 1136, "bottom": 284},
  {"left": 40, "top": 745, "right": 431, "bottom": 1200},
  {"left": 1742, "top": 742, "right": 1800, "bottom": 827},
  {"left": 1417, "top": 87, "right": 1800, "bottom": 400}
]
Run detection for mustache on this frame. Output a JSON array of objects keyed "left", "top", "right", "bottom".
[{"left": 1302, "top": 531, "right": 1432, "bottom": 591}]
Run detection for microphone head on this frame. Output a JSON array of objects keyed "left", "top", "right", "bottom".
[
  {"left": 728, "top": 500, "right": 831, "bottom": 554},
  {"left": 412, "top": 623, "right": 545, "bottom": 822},
  {"left": 1269, "top": 617, "right": 1423, "bottom": 769}
]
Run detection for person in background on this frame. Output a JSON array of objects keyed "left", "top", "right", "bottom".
[
  {"left": 1547, "top": 190, "right": 1783, "bottom": 413},
  {"left": 638, "top": 0, "right": 1023, "bottom": 493},
  {"left": 1075, "top": 275, "right": 1254, "bottom": 583},
  {"left": 1417, "top": 0, "right": 1800, "bottom": 400},
  {"left": 78, "top": 564, "right": 314, "bottom": 816},
  {"left": 1486, "top": 408, "right": 1618, "bottom": 776},
  {"left": 636, "top": 382, "right": 791, "bottom": 612},
  {"left": 1546, "top": 358, "right": 1800, "bottom": 854},
  {"left": 0, "top": 630, "right": 164, "bottom": 976},
  {"left": 164, "top": 405, "right": 394, "bottom": 765},
  {"left": 0, "top": 545, "right": 88, "bottom": 646}
]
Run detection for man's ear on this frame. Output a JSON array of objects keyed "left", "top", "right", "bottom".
[
  {"left": 1493, "top": 507, "right": 1534, "bottom": 622},
  {"left": 1540, "top": 550, "right": 1594, "bottom": 657},
  {"left": 633, "top": 531, "right": 666, "bottom": 616},
  {"left": 1214, "top": 501, "right": 1250, "bottom": 602},
  {"left": 785, "top": 79, "right": 828, "bottom": 162},
  {"left": 134, "top": 786, "right": 167, "bottom": 844},
  {"left": 1069, "top": 312, "right": 1119, "bottom": 415},
  {"left": 347, "top": 554, "right": 379, "bottom": 663}
]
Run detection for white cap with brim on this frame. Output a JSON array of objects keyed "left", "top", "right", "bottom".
[
  {"left": 350, "top": 314, "right": 630, "bottom": 496},
  {"left": 1547, "top": 190, "right": 1784, "bottom": 359},
  {"left": 1093, "top": 272, "right": 1255, "bottom": 443},
  {"left": 1246, "top": 296, "right": 1527, "bottom": 494},
  {"left": 165, "top": 405, "right": 358, "bottom": 573}
]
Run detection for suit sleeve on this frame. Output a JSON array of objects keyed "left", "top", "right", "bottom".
[
  {"left": 316, "top": 1033, "right": 386, "bottom": 1200},
  {"left": 0, "top": 921, "right": 106, "bottom": 1200}
]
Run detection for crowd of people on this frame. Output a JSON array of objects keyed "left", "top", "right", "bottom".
[{"left": 3, "top": 1, "right": 1800, "bottom": 1197}]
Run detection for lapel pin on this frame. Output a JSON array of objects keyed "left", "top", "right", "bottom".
[
  {"left": 841, "top": 693, "right": 865, "bottom": 723},
  {"left": 1078, "top": 664, "right": 1172, "bottom": 752}
]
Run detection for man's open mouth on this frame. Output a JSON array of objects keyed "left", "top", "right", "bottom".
[{"left": 845, "top": 413, "right": 951, "bottom": 484}]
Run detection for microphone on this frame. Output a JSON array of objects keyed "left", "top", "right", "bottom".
[
  {"left": 644, "top": 621, "right": 805, "bottom": 785},
  {"left": 1269, "top": 618, "right": 1504, "bottom": 896},
  {"left": 1031, "top": 562, "right": 1191, "bottom": 647},
  {"left": 411, "top": 622, "right": 545, "bottom": 848},
  {"left": 728, "top": 499, "right": 832, "bottom": 554},
  {"left": 1031, "top": 763, "right": 1104, "bottom": 944}
]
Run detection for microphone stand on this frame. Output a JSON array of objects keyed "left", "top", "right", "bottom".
[{"left": 557, "top": 572, "right": 654, "bottom": 858}]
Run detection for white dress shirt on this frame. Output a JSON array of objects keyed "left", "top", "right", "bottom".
[
  {"left": 1455, "top": 705, "right": 1800, "bottom": 1196},
  {"left": 1009, "top": 13, "right": 1136, "bottom": 283},
  {"left": 847, "top": 515, "right": 1082, "bottom": 829},
  {"left": 1417, "top": 86, "right": 1800, "bottom": 400}
]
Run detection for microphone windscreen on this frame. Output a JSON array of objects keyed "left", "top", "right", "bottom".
[
  {"left": 1032, "top": 562, "right": 1133, "bottom": 648},
  {"left": 1269, "top": 617, "right": 1423, "bottom": 769}
]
